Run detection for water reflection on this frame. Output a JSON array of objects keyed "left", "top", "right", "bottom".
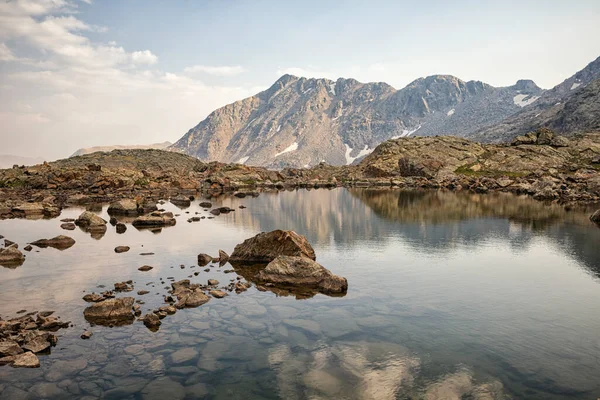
[{"left": 1, "top": 188, "right": 600, "bottom": 399}]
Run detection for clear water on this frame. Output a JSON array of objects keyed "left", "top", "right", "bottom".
[{"left": 1, "top": 188, "right": 599, "bottom": 399}]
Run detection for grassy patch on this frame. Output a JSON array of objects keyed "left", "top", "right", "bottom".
[{"left": 454, "top": 164, "right": 528, "bottom": 178}]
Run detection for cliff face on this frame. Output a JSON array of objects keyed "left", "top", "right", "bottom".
[{"left": 171, "top": 74, "right": 540, "bottom": 169}]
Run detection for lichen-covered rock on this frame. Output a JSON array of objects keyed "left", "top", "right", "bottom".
[
  {"left": 230, "top": 230, "right": 316, "bottom": 263},
  {"left": 254, "top": 255, "right": 348, "bottom": 295}
]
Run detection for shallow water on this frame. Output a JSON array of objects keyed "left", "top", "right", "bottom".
[{"left": 1, "top": 188, "right": 600, "bottom": 399}]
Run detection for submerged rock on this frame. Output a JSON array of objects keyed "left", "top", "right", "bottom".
[
  {"left": 0, "top": 246, "right": 25, "bottom": 268},
  {"left": 30, "top": 235, "right": 75, "bottom": 250},
  {"left": 255, "top": 256, "right": 348, "bottom": 295},
  {"left": 83, "top": 297, "right": 135, "bottom": 326},
  {"left": 230, "top": 230, "right": 316, "bottom": 263}
]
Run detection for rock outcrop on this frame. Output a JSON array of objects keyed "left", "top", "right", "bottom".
[{"left": 230, "top": 230, "right": 316, "bottom": 263}]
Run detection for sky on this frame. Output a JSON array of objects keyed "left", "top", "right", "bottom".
[{"left": 1, "top": 0, "right": 599, "bottom": 160}]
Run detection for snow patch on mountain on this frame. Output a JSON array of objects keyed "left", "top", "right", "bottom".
[
  {"left": 513, "top": 94, "right": 540, "bottom": 107},
  {"left": 274, "top": 142, "right": 298, "bottom": 157}
]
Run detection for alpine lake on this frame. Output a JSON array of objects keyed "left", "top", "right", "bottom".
[{"left": 1, "top": 187, "right": 600, "bottom": 400}]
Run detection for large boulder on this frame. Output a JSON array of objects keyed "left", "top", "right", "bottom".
[
  {"left": 230, "top": 230, "right": 316, "bottom": 264},
  {"left": 10, "top": 202, "right": 60, "bottom": 219},
  {"left": 254, "top": 256, "right": 348, "bottom": 295},
  {"left": 30, "top": 235, "right": 75, "bottom": 250},
  {"left": 132, "top": 211, "right": 176, "bottom": 228},
  {"left": 170, "top": 195, "right": 191, "bottom": 208},
  {"left": 83, "top": 297, "right": 135, "bottom": 326},
  {"left": 0, "top": 246, "right": 25, "bottom": 268},
  {"left": 75, "top": 211, "right": 107, "bottom": 232}
]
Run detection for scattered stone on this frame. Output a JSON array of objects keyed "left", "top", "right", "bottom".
[
  {"left": 109, "top": 216, "right": 118, "bottom": 226},
  {"left": 137, "top": 290, "right": 150, "bottom": 295},
  {"left": 230, "top": 230, "right": 316, "bottom": 263},
  {"left": 23, "top": 245, "right": 32, "bottom": 252},
  {"left": 4, "top": 239, "right": 15, "bottom": 247},
  {"left": 30, "top": 235, "right": 76, "bottom": 250},
  {"left": 140, "top": 252, "right": 154, "bottom": 256},
  {"left": 0, "top": 246, "right": 25, "bottom": 267},
  {"left": 199, "top": 201, "right": 212, "bottom": 208},
  {"left": 60, "top": 222, "right": 76, "bottom": 230},
  {"left": 116, "top": 223, "right": 127, "bottom": 234},
  {"left": 142, "top": 313, "right": 161, "bottom": 330},
  {"left": 10, "top": 352, "right": 40, "bottom": 368},
  {"left": 114, "top": 246, "right": 130, "bottom": 253},
  {"left": 82, "top": 293, "right": 104, "bottom": 302},
  {"left": 197, "top": 253, "right": 213, "bottom": 266},
  {"left": 114, "top": 282, "right": 133, "bottom": 291},
  {"left": 170, "top": 195, "right": 191, "bottom": 208},
  {"left": 22, "top": 335, "right": 52, "bottom": 353},
  {"left": 0, "top": 341, "right": 23, "bottom": 357},
  {"left": 108, "top": 199, "right": 144, "bottom": 216},
  {"left": 81, "top": 331, "right": 93, "bottom": 339},
  {"left": 138, "top": 265, "right": 153, "bottom": 272},
  {"left": 207, "top": 279, "right": 219, "bottom": 286}
]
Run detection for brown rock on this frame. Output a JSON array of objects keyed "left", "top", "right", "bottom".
[
  {"left": 107, "top": 199, "right": 139, "bottom": 215},
  {"left": 80, "top": 331, "right": 93, "bottom": 339},
  {"left": 230, "top": 230, "right": 316, "bottom": 263},
  {"left": 0, "top": 341, "right": 23, "bottom": 357},
  {"left": 138, "top": 265, "right": 153, "bottom": 272},
  {"left": 114, "top": 246, "right": 130, "bottom": 253},
  {"left": 60, "top": 222, "right": 76, "bottom": 230},
  {"left": 75, "top": 211, "right": 107, "bottom": 234},
  {"left": 132, "top": 212, "right": 176, "bottom": 228},
  {"left": 197, "top": 253, "right": 213, "bottom": 266},
  {"left": 0, "top": 246, "right": 25, "bottom": 267},
  {"left": 142, "top": 313, "right": 161, "bottom": 329},
  {"left": 218, "top": 249, "right": 229, "bottom": 263},
  {"left": 199, "top": 201, "right": 212, "bottom": 208},
  {"left": 210, "top": 290, "right": 227, "bottom": 299},
  {"left": 82, "top": 293, "right": 104, "bottom": 302},
  {"left": 22, "top": 336, "right": 51, "bottom": 353},
  {"left": 207, "top": 279, "right": 219, "bottom": 286},
  {"left": 116, "top": 223, "right": 127, "bottom": 234},
  {"left": 83, "top": 297, "right": 135, "bottom": 326},
  {"left": 254, "top": 255, "right": 348, "bottom": 295},
  {"left": 30, "top": 235, "right": 75, "bottom": 250}
]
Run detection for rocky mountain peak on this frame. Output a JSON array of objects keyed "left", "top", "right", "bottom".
[{"left": 512, "top": 79, "right": 541, "bottom": 93}]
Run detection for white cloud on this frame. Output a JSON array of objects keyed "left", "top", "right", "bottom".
[
  {"left": 131, "top": 50, "right": 158, "bottom": 65},
  {"left": 0, "top": 0, "right": 256, "bottom": 159},
  {"left": 184, "top": 65, "right": 247, "bottom": 76}
]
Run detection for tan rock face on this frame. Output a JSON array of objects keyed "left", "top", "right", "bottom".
[
  {"left": 230, "top": 230, "right": 316, "bottom": 263},
  {"left": 255, "top": 255, "right": 348, "bottom": 295}
]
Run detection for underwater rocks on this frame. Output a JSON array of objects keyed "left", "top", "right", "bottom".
[
  {"left": 30, "top": 235, "right": 75, "bottom": 250},
  {"left": 0, "top": 311, "right": 69, "bottom": 368},
  {"left": 83, "top": 297, "right": 135, "bottom": 326},
  {"left": 230, "top": 230, "right": 316, "bottom": 263},
  {"left": 255, "top": 256, "right": 348, "bottom": 295}
]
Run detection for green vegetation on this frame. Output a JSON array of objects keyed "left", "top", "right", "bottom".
[{"left": 454, "top": 163, "right": 528, "bottom": 178}]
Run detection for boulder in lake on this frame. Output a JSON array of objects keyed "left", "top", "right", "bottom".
[
  {"left": 107, "top": 199, "right": 138, "bottom": 215},
  {"left": 230, "top": 230, "right": 316, "bottom": 264},
  {"left": 83, "top": 297, "right": 135, "bottom": 326},
  {"left": 75, "top": 211, "right": 107, "bottom": 233},
  {"left": 199, "top": 201, "right": 212, "bottom": 208},
  {"left": 142, "top": 313, "right": 161, "bottom": 330},
  {"left": 60, "top": 222, "right": 76, "bottom": 230},
  {"left": 116, "top": 223, "right": 127, "bottom": 234},
  {"left": 30, "top": 235, "right": 75, "bottom": 250},
  {"left": 170, "top": 195, "right": 191, "bottom": 208},
  {"left": 132, "top": 212, "right": 176, "bottom": 228},
  {"left": 254, "top": 255, "right": 348, "bottom": 295},
  {"left": 218, "top": 249, "right": 229, "bottom": 263},
  {"left": 138, "top": 265, "right": 153, "bottom": 271},
  {"left": 0, "top": 246, "right": 25, "bottom": 268}
]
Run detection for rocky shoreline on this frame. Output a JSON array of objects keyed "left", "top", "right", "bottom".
[{"left": 0, "top": 130, "right": 599, "bottom": 218}]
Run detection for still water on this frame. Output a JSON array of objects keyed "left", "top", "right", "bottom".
[{"left": 1, "top": 188, "right": 599, "bottom": 399}]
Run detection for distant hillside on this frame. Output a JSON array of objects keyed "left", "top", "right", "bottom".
[
  {"left": 70, "top": 142, "right": 172, "bottom": 157},
  {"left": 0, "top": 154, "right": 44, "bottom": 169}
]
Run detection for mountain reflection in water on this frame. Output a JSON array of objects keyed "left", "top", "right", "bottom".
[{"left": 0, "top": 188, "right": 599, "bottom": 399}]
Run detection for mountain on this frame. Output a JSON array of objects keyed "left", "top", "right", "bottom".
[
  {"left": 0, "top": 154, "right": 44, "bottom": 169},
  {"left": 171, "top": 73, "right": 542, "bottom": 168},
  {"left": 70, "top": 142, "right": 172, "bottom": 157},
  {"left": 471, "top": 56, "right": 600, "bottom": 142}
]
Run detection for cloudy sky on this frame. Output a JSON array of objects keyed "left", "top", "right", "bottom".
[{"left": 1, "top": 0, "right": 599, "bottom": 160}]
